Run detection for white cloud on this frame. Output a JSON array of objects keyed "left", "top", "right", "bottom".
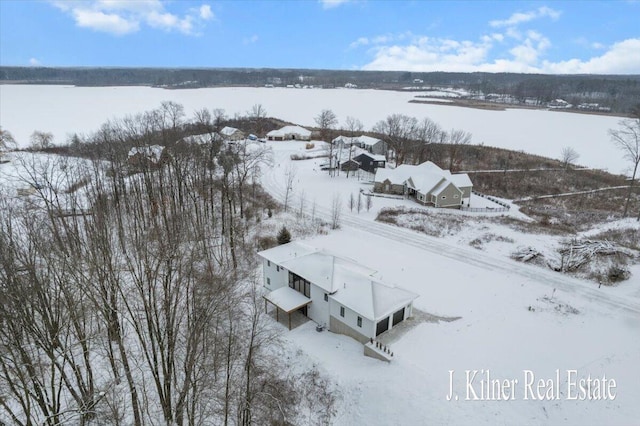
[
  {"left": 72, "top": 8, "right": 140, "bottom": 35},
  {"left": 243, "top": 35, "right": 259, "bottom": 45},
  {"left": 489, "top": 6, "right": 561, "bottom": 28},
  {"left": 51, "top": 0, "right": 213, "bottom": 36},
  {"left": 541, "top": 39, "right": 640, "bottom": 74},
  {"left": 29, "top": 58, "right": 41, "bottom": 66},
  {"left": 319, "top": 0, "right": 350, "bottom": 10},
  {"left": 361, "top": 36, "right": 640, "bottom": 74},
  {"left": 199, "top": 5, "right": 213, "bottom": 20},
  {"left": 349, "top": 37, "right": 370, "bottom": 49}
]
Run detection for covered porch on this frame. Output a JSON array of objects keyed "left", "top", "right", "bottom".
[{"left": 263, "top": 286, "right": 312, "bottom": 330}]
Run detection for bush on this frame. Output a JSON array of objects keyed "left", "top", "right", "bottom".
[
  {"left": 257, "top": 235, "right": 277, "bottom": 251},
  {"left": 305, "top": 143, "right": 315, "bottom": 150}
]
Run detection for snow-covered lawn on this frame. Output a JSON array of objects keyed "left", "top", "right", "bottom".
[
  {"left": 278, "top": 228, "right": 640, "bottom": 425},
  {"left": 259, "top": 140, "right": 640, "bottom": 425}
]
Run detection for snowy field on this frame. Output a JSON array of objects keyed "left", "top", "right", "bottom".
[
  {"left": 259, "top": 141, "right": 640, "bottom": 425},
  {"left": 0, "top": 84, "right": 629, "bottom": 174}
]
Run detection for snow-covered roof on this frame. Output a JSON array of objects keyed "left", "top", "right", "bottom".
[
  {"left": 264, "top": 286, "right": 311, "bottom": 313},
  {"left": 375, "top": 161, "right": 472, "bottom": 194},
  {"left": 356, "top": 135, "right": 383, "bottom": 147},
  {"left": 449, "top": 173, "right": 473, "bottom": 188},
  {"left": 220, "top": 126, "right": 241, "bottom": 136},
  {"left": 332, "top": 135, "right": 383, "bottom": 147},
  {"left": 180, "top": 132, "right": 221, "bottom": 144},
  {"left": 258, "top": 242, "right": 418, "bottom": 321},
  {"left": 127, "top": 145, "right": 165, "bottom": 163},
  {"left": 407, "top": 173, "right": 445, "bottom": 194},
  {"left": 267, "top": 125, "right": 311, "bottom": 138},
  {"left": 355, "top": 151, "right": 386, "bottom": 162}
]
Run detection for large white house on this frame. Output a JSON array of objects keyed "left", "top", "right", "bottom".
[
  {"left": 266, "top": 125, "right": 312, "bottom": 141},
  {"left": 258, "top": 242, "right": 418, "bottom": 343}
]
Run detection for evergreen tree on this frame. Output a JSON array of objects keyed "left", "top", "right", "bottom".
[{"left": 277, "top": 226, "right": 291, "bottom": 245}]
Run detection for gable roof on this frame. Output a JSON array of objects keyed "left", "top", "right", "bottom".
[
  {"left": 257, "top": 242, "right": 418, "bottom": 321},
  {"left": 220, "top": 126, "right": 241, "bottom": 136},
  {"left": 355, "top": 152, "right": 386, "bottom": 162},
  {"left": 267, "top": 125, "right": 311, "bottom": 138},
  {"left": 375, "top": 161, "right": 472, "bottom": 195}
]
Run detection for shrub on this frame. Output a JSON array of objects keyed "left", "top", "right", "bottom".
[{"left": 305, "top": 143, "right": 315, "bottom": 150}]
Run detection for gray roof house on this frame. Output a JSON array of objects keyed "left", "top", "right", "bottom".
[
  {"left": 258, "top": 242, "right": 418, "bottom": 343},
  {"left": 333, "top": 135, "right": 388, "bottom": 156},
  {"left": 374, "top": 161, "right": 473, "bottom": 208}
]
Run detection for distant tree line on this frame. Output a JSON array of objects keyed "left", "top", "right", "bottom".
[{"left": 2, "top": 66, "right": 639, "bottom": 113}]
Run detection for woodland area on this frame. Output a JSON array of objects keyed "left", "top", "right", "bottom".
[{"left": 0, "top": 104, "right": 337, "bottom": 425}]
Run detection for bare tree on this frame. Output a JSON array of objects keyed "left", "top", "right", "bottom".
[
  {"left": 560, "top": 146, "right": 580, "bottom": 169},
  {"left": 414, "top": 117, "right": 443, "bottom": 164},
  {"left": 373, "top": 114, "right": 418, "bottom": 166},
  {"left": 366, "top": 194, "right": 372, "bottom": 212},
  {"left": 344, "top": 116, "right": 363, "bottom": 178},
  {"left": 330, "top": 193, "right": 342, "bottom": 229},
  {"left": 0, "top": 126, "right": 16, "bottom": 153},
  {"left": 357, "top": 192, "right": 362, "bottom": 213},
  {"left": 315, "top": 110, "right": 338, "bottom": 176},
  {"left": 283, "top": 164, "right": 297, "bottom": 212},
  {"left": 248, "top": 104, "right": 268, "bottom": 136},
  {"left": 446, "top": 129, "right": 472, "bottom": 171},
  {"left": 30, "top": 130, "right": 54, "bottom": 150},
  {"left": 348, "top": 193, "right": 355, "bottom": 212},
  {"left": 610, "top": 118, "right": 640, "bottom": 217}
]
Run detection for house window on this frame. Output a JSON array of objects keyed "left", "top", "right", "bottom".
[
  {"left": 357, "top": 316, "right": 362, "bottom": 327},
  {"left": 441, "top": 195, "right": 447, "bottom": 199},
  {"left": 276, "top": 266, "right": 280, "bottom": 272},
  {"left": 340, "top": 307, "right": 345, "bottom": 317},
  {"left": 267, "top": 277, "right": 271, "bottom": 285},
  {"left": 267, "top": 260, "right": 271, "bottom": 267},
  {"left": 454, "top": 194, "right": 459, "bottom": 198},
  {"left": 324, "top": 293, "right": 328, "bottom": 302}
]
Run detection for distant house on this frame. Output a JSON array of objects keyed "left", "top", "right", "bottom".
[
  {"left": 127, "top": 145, "right": 170, "bottom": 169},
  {"left": 333, "top": 135, "right": 387, "bottom": 156},
  {"left": 340, "top": 158, "right": 360, "bottom": 172},
  {"left": 179, "top": 132, "right": 222, "bottom": 145},
  {"left": 266, "top": 125, "right": 312, "bottom": 141},
  {"left": 259, "top": 242, "right": 418, "bottom": 342},
  {"left": 374, "top": 161, "right": 472, "bottom": 208},
  {"left": 353, "top": 152, "right": 386, "bottom": 173},
  {"left": 548, "top": 99, "right": 572, "bottom": 109},
  {"left": 220, "top": 126, "right": 245, "bottom": 141}
]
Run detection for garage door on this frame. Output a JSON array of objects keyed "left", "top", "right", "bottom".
[
  {"left": 376, "top": 317, "right": 389, "bottom": 336},
  {"left": 392, "top": 308, "right": 405, "bottom": 327}
]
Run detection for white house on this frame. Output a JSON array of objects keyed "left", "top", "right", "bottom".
[
  {"left": 332, "top": 135, "right": 388, "bottom": 156},
  {"left": 266, "top": 125, "right": 312, "bottom": 141},
  {"left": 220, "top": 126, "right": 245, "bottom": 141},
  {"left": 374, "top": 161, "right": 473, "bottom": 208},
  {"left": 258, "top": 242, "right": 418, "bottom": 343}
]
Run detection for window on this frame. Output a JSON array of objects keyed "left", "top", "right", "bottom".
[
  {"left": 441, "top": 195, "right": 447, "bottom": 199},
  {"left": 453, "top": 194, "right": 459, "bottom": 198},
  {"left": 267, "top": 260, "right": 271, "bottom": 267},
  {"left": 340, "top": 307, "right": 345, "bottom": 317},
  {"left": 357, "top": 316, "right": 362, "bottom": 327},
  {"left": 276, "top": 266, "right": 280, "bottom": 272},
  {"left": 324, "top": 293, "right": 328, "bottom": 302},
  {"left": 267, "top": 277, "right": 271, "bottom": 285}
]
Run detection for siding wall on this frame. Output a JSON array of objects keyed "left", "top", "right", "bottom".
[
  {"left": 262, "top": 258, "right": 289, "bottom": 291},
  {"left": 435, "top": 183, "right": 463, "bottom": 208},
  {"left": 329, "top": 300, "right": 375, "bottom": 340},
  {"left": 307, "top": 284, "right": 330, "bottom": 328}
]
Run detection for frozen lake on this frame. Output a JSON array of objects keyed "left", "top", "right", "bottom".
[{"left": 0, "top": 84, "right": 629, "bottom": 175}]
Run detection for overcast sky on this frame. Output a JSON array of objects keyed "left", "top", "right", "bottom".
[{"left": 1, "top": 0, "right": 639, "bottom": 74}]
